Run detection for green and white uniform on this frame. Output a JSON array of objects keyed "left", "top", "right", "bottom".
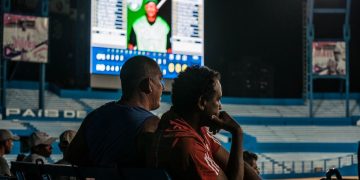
[{"left": 131, "top": 16, "right": 170, "bottom": 53}]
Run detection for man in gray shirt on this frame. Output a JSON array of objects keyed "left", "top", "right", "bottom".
[{"left": 0, "top": 129, "right": 19, "bottom": 176}]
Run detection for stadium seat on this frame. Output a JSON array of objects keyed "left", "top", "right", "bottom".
[
  {"left": 120, "top": 168, "right": 171, "bottom": 180},
  {"left": 0, "top": 176, "right": 16, "bottom": 180},
  {"left": 10, "top": 161, "right": 171, "bottom": 180}
]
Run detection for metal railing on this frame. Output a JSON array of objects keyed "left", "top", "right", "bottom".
[{"left": 259, "top": 154, "right": 357, "bottom": 175}]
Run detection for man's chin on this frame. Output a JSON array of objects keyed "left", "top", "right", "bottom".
[
  {"left": 154, "top": 105, "right": 160, "bottom": 110},
  {"left": 151, "top": 104, "right": 160, "bottom": 111}
]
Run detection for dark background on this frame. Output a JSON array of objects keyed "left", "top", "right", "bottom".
[{"left": 3, "top": 0, "right": 360, "bottom": 98}]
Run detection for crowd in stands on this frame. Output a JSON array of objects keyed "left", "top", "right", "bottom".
[{"left": 0, "top": 56, "right": 269, "bottom": 179}]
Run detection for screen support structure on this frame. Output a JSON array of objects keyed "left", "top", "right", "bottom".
[
  {"left": 0, "top": 0, "right": 49, "bottom": 119},
  {"left": 39, "top": 0, "right": 49, "bottom": 110},
  {"left": 306, "top": 0, "right": 352, "bottom": 117},
  {"left": 0, "top": 0, "right": 10, "bottom": 119}
]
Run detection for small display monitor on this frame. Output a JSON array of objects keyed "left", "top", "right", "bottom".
[
  {"left": 312, "top": 41, "right": 346, "bottom": 76},
  {"left": 3, "top": 13, "right": 49, "bottom": 63}
]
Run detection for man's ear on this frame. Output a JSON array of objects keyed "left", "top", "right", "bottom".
[
  {"left": 197, "top": 96, "right": 206, "bottom": 111},
  {"left": 139, "top": 78, "right": 152, "bottom": 94}
]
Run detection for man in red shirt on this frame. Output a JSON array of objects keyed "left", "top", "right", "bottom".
[{"left": 149, "top": 66, "right": 261, "bottom": 179}]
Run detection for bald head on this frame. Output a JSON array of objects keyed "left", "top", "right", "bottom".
[{"left": 120, "top": 56, "right": 160, "bottom": 99}]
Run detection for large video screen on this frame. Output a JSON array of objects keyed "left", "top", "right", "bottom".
[
  {"left": 312, "top": 41, "right": 346, "bottom": 76},
  {"left": 3, "top": 13, "right": 49, "bottom": 63},
  {"left": 90, "top": 0, "right": 204, "bottom": 79}
]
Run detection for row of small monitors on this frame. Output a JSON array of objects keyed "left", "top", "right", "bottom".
[
  {"left": 95, "top": 63, "right": 188, "bottom": 75},
  {"left": 94, "top": 50, "right": 200, "bottom": 62}
]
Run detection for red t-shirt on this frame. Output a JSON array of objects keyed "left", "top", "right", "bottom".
[{"left": 155, "top": 118, "right": 222, "bottom": 180}]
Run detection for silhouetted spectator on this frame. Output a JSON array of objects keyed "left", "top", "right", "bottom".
[
  {"left": 56, "top": 130, "right": 77, "bottom": 165},
  {"left": 243, "top": 150, "right": 260, "bottom": 174},
  {"left": 23, "top": 131, "right": 56, "bottom": 163},
  {"left": 15, "top": 154, "right": 26, "bottom": 162},
  {"left": 66, "top": 56, "right": 163, "bottom": 168},
  {"left": 0, "top": 129, "right": 19, "bottom": 176}
]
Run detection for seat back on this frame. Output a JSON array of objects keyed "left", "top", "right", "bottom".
[
  {"left": 0, "top": 176, "right": 17, "bottom": 180},
  {"left": 120, "top": 168, "right": 171, "bottom": 180},
  {"left": 11, "top": 161, "right": 120, "bottom": 180},
  {"left": 10, "top": 161, "right": 46, "bottom": 180},
  {"left": 10, "top": 161, "right": 171, "bottom": 180}
]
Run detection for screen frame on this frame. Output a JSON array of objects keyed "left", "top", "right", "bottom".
[{"left": 89, "top": 0, "right": 205, "bottom": 89}]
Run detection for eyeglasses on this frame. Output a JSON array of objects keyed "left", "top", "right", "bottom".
[
  {"left": 160, "top": 79, "right": 165, "bottom": 90},
  {"left": 149, "top": 77, "right": 165, "bottom": 91}
]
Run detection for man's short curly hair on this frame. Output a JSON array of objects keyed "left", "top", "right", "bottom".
[
  {"left": 243, "top": 151, "right": 258, "bottom": 165},
  {"left": 171, "top": 66, "right": 220, "bottom": 116}
]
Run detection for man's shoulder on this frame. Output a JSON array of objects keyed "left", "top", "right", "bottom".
[
  {"left": 98, "top": 101, "right": 118, "bottom": 109},
  {"left": 0, "top": 156, "right": 7, "bottom": 164},
  {"left": 142, "top": 116, "right": 160, "bottom": 133},
  {"left": 174, "top": 136, "right": 204, "bottom": 153},
  {"left": 88, "top": 101, "right": 116, "bottom": 113},
  {"left": 95, "top": 101, "right": 151, "bottom": 113},
  {"left": 0, "top": 156, "right": 10, "bottom": 175},
  {"left": 83, "top": 100, "right": 155, "bottom": 129},
  {"left": 89, "top": 101, "right": 131, "bottom": 116}
]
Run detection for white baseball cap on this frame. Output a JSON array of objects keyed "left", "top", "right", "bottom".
[
  {"left": 29, "top": 131, "right": 57, "bottom": 147},
  {"left": 0, "top": 129, "right": 20, "bottom": 141}
]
